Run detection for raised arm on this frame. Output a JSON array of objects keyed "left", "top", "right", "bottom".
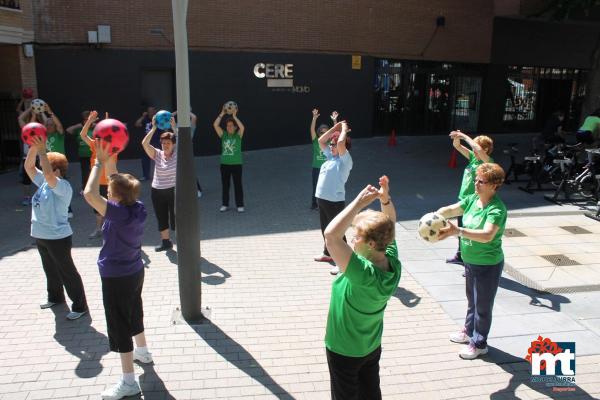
[
  {"left": 336, "top": 121, "right": 350, "bottom": 156},
  {"left": 310, "top": 108, "right": 319, "bottom": 140},
  {"left": 79, "top": 111, "right": 98, "bottom": 147},
  {"left": 318, "top": 121, "right": 342, "bottom": 152},
  {"left": 330, "top": 110, "right": 339, "bottom": 124},
  {"left": 45, "top": 104, "right": 64, "bottom": 134},
  {"left": 213, "top": 107, "right": 225, "bottom": 138},
  {"left": 324, "top": 184, "right": 381, "bottom": 272},
  {"left": 83, "top": 140, "right": 110, "bottom": 216},
  {"left": 18, "top": 107, "right": 34, "bottom": 128},
  {"left": 30, "top": 136, "right": 58, "bottom": 188},
  {"left": 66, "top": 122, "right": 83, "bottom": 135},
  {"left": 141, "top": 115, "right": 158, "bottom": 159},
  {"left": 450, "top": 130, "right": 471, "bottom": 159},
  {"left": 231, "top": 109, "right": 245, "bottom": 137},
  {"left": 377, "top": 175, "right": 396, "bottom": 222},
  {"left": 451, "top": 130, "right": 490, "bottom": 162},
  {"left": 134, "top": 111, "right": 148, "bottom": 128},
  {"left": 24, "top": 138, "right": 40, "bottom": 182}
]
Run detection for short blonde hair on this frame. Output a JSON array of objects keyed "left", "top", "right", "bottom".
[
  {"left": 352, "top": 209, "right": 395, "bottom": 252},
  {"left": 109, "top": 173, "right": 140, "bottom": 206},
  {"left": 476, "top": 163, "right": 505, "bottom": 188},
  {"left": 46, "top": 152, "right": 68, "bottom": 177},
  {"left": 474, "top": 135, "right": 493, "bottom": 155}
]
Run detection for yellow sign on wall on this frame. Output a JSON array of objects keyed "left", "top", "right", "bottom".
[{"left": 352, "top": 55, "right": 362, "bottom": 70}]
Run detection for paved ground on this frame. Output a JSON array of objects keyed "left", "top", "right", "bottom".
[{"left": 0, "top": 134, "right": 599, "bottom": 399}]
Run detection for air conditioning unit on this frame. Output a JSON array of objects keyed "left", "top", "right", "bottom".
[
  {"left": 98, "top": 25, "right": 111, "bottom": 44},
  {"left": 88, "top": 31, "right": 98, "bottom": 43}
]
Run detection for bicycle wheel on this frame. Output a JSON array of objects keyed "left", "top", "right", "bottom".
[{"left": 579, "top": 174, "right": 598, "bottom": 198}]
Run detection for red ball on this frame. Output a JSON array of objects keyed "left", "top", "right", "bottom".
[
  {"left": 21, "top": 122, "right": 47, "bottom": 146},
  {"left": 22, "top": 88, "right": 34, "bottom": 99},
  {"left": 92, "top": 119, "right": 129, "bottom": 155}
]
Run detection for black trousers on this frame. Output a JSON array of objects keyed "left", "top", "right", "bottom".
[
  {"left": 151, "top": 187, "right": 175, "bottom": 232},
  {"left": 455, "top": 215, "right": 463, "bottom": 259},
  {"left": 79, "top": 157, "right": 91, "bottom": 189},
  {"left": 102, "top": 269, "right": 145, "bottom": 353},
  {"left": 317, "top": 198, "right": 346, "bottom": 256},
  {"left": 36, "top": 236, "right": 88, "bottom": 313},
  {"left": 311, "top": 168, "right": 319, "bottom": 207},
  {"left": 220, "top": 164, "right": 244, "bottom": 207},
  {"left": 327, "top": 346, "right": 382, "bottom": 400}
]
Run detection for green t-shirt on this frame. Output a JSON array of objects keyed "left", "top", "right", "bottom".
[
  {"left": 312, "top": 138, "right": 327, "bottom": 168},
  {"left": 325, "top": 241, "right": 402, "bottom": 357},
  {"left": 459, "top": 193, "right": 507, "bottom": 265},
  {"left": 46, "top": 131, "right": 65, "bottom": 155},
  {"left": 220, "top": 132, "right": 243, "bottom": 165},
  {"left": 458, "top": 150, "right": 493, "bottom": 200},
  {"left": 579, "top": 116, "right": 600, "bottom": 137},
  {"left": 74, "top": 127, "right": 93, "bottom": 157}
]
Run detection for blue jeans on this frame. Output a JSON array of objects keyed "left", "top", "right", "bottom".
[{"left": 464, "top": 260, "right": 504, "bottom": 349}]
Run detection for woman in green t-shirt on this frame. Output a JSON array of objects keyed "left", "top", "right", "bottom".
[
  {"left": 309, "top": 108, "right": 337, "bottom": 210},
  {"left": 213, "top": 106, "right": 246, "bottom": 212},
  {"left": 437, "top": 163, "right": 507, "bottom": 360},
  {"left": 447, "top": 131, "right": 493, "bottom": 265},
  {"left": 66, "top": 110, "right": 95, "bottom": 192},
  {"left": 324, "top": 176, "right": 401, "bottom": 400}
]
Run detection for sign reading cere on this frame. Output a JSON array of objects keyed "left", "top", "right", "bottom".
[{"left": 253, "top": 62, "right": 310, "bottom": 94}]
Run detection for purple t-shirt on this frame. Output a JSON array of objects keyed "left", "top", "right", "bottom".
[{"left": 98, "top": 200, "right": 147, "bottom": 278}]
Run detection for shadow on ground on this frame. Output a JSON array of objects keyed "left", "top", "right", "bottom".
[
  {"left": 51, "top": 305, "right": 109, "bottom": 378},
  {"left": 189, "top": 319, "right": 294, "bottom": 399},
  {"left": 201, "top": 257, "right": 231, "bottom": 285},
  {"left": 393, "top": 287, "right": 421, "bottom": 308},
  {"left": 499, "top": 276, "right": 571, "bottom": 312}
]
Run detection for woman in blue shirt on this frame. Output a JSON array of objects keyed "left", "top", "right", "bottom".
[
  {"left": 24, "top": 136, "right": 88, "bottom": 321},
  {"left": 314, "top": 121, "right": 353, "bottom": 275}
]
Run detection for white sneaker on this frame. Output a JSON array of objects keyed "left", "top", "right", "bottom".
[
  {"left": 449, "top": 329, "right": 470, "bottom": 344},
  {"left": 88, "top": 229, "right": 102, "bottom": 239},
  {"left": 133, "top": 348, "right": 153, "bottom": 364},
  {"left": 219, "top": 206, "right": 228, "bottom": 212},
  {"left": 101, "top": 380, "right": 141, "bottom": 400},
  {"left": 237, "top": 207, "right": 245, "bottom": 213},
  {"left": 197, "top": 191, "right": 202, "bottom": 198},
  {"left": 66, "top": 310, "right": 88, "bottom": 320},
  {"left": 330, "top": 266, "right": 340, "bottom": 275},
  {"left": 459, "top": 343, "right": 488, "bottom": 360}
]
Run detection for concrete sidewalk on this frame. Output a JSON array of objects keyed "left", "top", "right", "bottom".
[{"left": 0, "top": 134, "right": 599, "bottom": 399}]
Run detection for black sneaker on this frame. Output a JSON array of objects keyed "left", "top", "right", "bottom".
[
  {"left": 155, "top": 239, "right": 173, "bottom": 252},
  {"left": 446, "top": 255, "right": 464, "bottom": 265}
]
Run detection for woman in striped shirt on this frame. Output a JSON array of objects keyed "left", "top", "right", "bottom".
[{"left": 142, "top": 116, "right": 177, "bottom": 252}]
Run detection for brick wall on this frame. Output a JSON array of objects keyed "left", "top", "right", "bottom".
[{"left": 32, "top": 0, "right": 494, "bottom": 63}]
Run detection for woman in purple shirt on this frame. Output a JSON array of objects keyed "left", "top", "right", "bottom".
[{"left": 83, "top": 140, "right": 152, "bottom": 400}]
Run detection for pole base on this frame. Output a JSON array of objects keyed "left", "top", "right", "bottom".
[{"left": 171, "top": 306, "right": 211, "bottom": 326}]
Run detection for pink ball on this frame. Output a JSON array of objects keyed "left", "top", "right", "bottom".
[
  {"left": 92, "top": 119, "right": 129, "bottom": 155},
  {"left": 21, "top": 122, "right": 47, "bottom": 146}
]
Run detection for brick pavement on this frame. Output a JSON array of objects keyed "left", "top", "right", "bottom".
[{"left": 0, "top": 135, "right": 599, "bottom": 399}]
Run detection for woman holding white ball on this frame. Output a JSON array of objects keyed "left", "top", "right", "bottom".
[{"left": 436, "top": 162, "right": 507, "bottom": 360}]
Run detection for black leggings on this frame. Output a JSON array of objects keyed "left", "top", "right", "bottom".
[
  {"left": 36, "top": 236, "right": 88, "bottom": 313},
  {"left": 317, "top": 198, "right": 346, "bottom": 256},
  {"left": 220, "top": 164, "right": 244, "bottom": 207},
  {"left": 151, "top": 187, "right": 175, "bottom": 232},
  {"left": 327, "top": 346, "right": 382, "bottom": 400}
]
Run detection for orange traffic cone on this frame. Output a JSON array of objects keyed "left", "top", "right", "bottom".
[
  {"left": 387, "top": 129, "right": 397, "bottom": 146},
  {"left": 448, "top": 148, "right": 457, "bottom": 168}
]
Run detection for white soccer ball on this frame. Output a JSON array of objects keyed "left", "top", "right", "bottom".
[
  {"left": 31, "top": 98, "right": 46, "bottom": 114},
  {"left": 417, "top": 212, "right": 448, "bottom": 243},
  {"left": 223, "top": 100, "right": 238, "bottom": 115}
]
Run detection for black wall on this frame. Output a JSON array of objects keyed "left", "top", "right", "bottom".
[
  {"left": 35, "top": 48, "right": 374, "bottom": 160},
  {"left": 491, "top": 17, "right": 600, "bottom": 68}
]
